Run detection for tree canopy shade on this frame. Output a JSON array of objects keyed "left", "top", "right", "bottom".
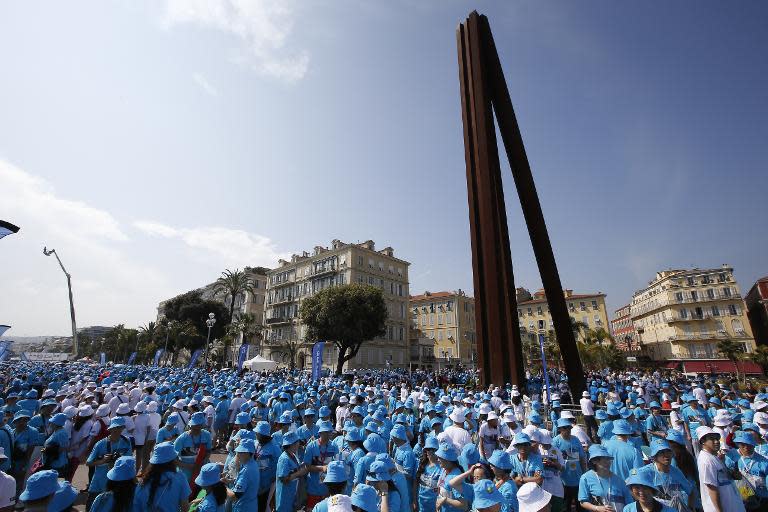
[
  {"left": 300, "top": 284, "right": 388, "bottom": 375},
  {"left": 162, "top": 290, "right": 231, "bottom": 349}
]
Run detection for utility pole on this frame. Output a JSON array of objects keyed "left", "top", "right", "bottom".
[{"left": 43, "top": 247, "right": 78, "bottom": 358}]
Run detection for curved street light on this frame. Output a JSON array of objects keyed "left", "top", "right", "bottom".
[{"left": 43, "top": 247, "right": 78, "bottom": 358}]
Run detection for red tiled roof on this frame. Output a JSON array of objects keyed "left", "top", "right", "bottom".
[
  {"left": 662, "top": 362, "right": 682, "bottom": 369},
  {"left": 410, "top": 291, "right": 459, "bottom": 302},
  {"left": 682, "top": 360, "right": 763, "bottom": 375}
]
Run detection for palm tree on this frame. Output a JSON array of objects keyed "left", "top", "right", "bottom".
[
  {"left": 748, "top": 345, "right": 768, "bottom": 376},
  {"left": 137, "top": 321, "right": 159, "bottom": 363},
  {"left": 571, "top": 319, "right": 590, "bottom": 344},
  {"left": 212, "top": 268, "right": 255, "bottom": 325},
  {"left": 718, "top": 339, "right": 745, "bottom": 384},
  {"left": 585, "top": 327, "right": 614, "bottom": 346}
]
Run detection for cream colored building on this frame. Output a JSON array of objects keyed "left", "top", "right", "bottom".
[
  {"left": 517, "top": 288, "right": 610, "bottom": 342},
  {"left": 408, "top": 290, "right": 476, "bottom": 368},
  {"left": 264, "top": 239, "right": 410, "bottom": 370},
  {"left": 630, "top": 265, "right": 755, "bottom": 360}
]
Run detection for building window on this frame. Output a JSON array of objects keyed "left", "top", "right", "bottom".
[
  {"left": 594, "top": 315, "right": 602, "bottom": 325},
  {"left": 690, "top": 291, "right": 698, "bottom": 301},
  {"left": 368, "top": 277, "right": 374, "bottom": 285},
  {"left": 680, "top": 308, "right": 688, "bottom": 319},
  {"left": 536, "top": 307, "right": 542, "bottom": 316},
  {"left": 429, "top": 313, "right": 435, "bottom": 326},
  {"left": 591, "top": 300, "right": 599, "bottom": 310},
  {"left": 538, "top": 320, "right": 545, "bottom": 330},
  {"left": 388, "top": 265, "right": 394, "bottom": 274},
  {"left": 687, "top": 277, "right": 695, "bottom": 286},
  {"left": 675, "top": 292, "right": 683, "bottom": 302},
  {"left": 568, "top": 302, "right": 575, "bottom": 312},
  {"left": 722, "top": 287, "right": 731, "bottom": 297},
  {"left": 581, "top": 316, "right": 589, "bottom": 326},
  {"left": 527, "top": 308, "right": 533, "bottom": 316},
  {"left": 397, "top": 267, "right": 403, "bottom": 277},
  {"left": 368, "top": 258, "right": 374, "bottom": 268},
  {"left": 718, "top": 273, "right": 727, "bottom": 282},
  {"left": 378, "top": 261, "right": 384, "bottom": 271},
  {"left": 580, "top": 302, "right": 586, "bottom": 311},
  {"left": 707, "top": 289, "right": 715, "bottom": 299},
  {"left": 712, "top": 305, "right": 720, "bottom": 317},
  {"left": 438, "top": 314, "right": 444, "bottom": 325},
  {"left": 446, "top": 312, "right": 453, "bottom": 324},
  {"left": 399, "top": 327, "right": 404, "bottom": 341},
  {"left": 728, "top": 304, "right": 738, "bottom": 316}
]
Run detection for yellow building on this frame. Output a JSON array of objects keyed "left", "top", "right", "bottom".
[
  {"left": 408, "top": 290, "right": 476, "bottom": 368},
  {"left": 630, "top": 265, "right": 755, "bottom": 361},
  {"left": 264, "top": 239, "right": 410, "bottom": 370},
  {"left": 517, "top": 288, "right": 610, "bottom": 342}
]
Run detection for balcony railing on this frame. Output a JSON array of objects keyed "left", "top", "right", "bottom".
[{"left": 266, "top": 317, "right": 293, "bottom": 325}]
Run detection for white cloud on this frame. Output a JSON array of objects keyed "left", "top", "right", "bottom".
[
  {"left": 0, "top": 160, "right": 173, "bottom": 336},
  {"left": 165, "top": 0, "right": 309, "bottom": 83},
  {"left": 133, "top": 220, "right": 290, "bottom": 269},
  {"left": 192, "top": 72, "right": 219, "bottom": 97}
]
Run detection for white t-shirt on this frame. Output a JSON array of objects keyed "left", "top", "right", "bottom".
[
  {"left": 539, "top": 445, "right": 565, "bottom": 498},
  {"left": 570, "top": 424, "right": 591, "bottom": 449},
  {"left": 580, "top": 398, "right": 595, "bottom": 416},
  {"left": 697, "top": 450, "right": 746, "bottom": 512},
  {"left": 693, "top": 387, "right": 708, "bottom": 407},
  {"left": 438, "top": 426, "right": 472, "bottom": 452},
  {"left": 478, "top": 422, "right": 500, "bottom": 457},
  {"left": 133, "top": 413, "right": 150, "bottom": 445}
]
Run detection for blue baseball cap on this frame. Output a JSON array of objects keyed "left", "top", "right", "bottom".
[
  {"left": 107, "top": 456, "right": 136, "bottom": 481},
  {"left": 351, "top": 484, "right": 379, "bottom": 512},
  {"left": 19, "top": 469, "right": 58, "bottom": 501},
  {"left": 150, "top": 442, "right": 178, "bottom": 464},
  {"left": 195, "top": 462, "right": 222, "bottom": 487},
  {"left": 472, "top": 479, "right": 504, "bottom": 509}
]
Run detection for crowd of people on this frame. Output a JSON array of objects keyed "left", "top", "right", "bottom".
[{"left": 0, "top": 361, "right": 766, "bottom": 512}]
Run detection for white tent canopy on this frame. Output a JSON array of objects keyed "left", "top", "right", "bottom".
[{"left": 244, "top": 355, "right": 279, "bottom": 372}]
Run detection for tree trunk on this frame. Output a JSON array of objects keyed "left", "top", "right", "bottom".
[{"left": 335, "top": 348, "right": 347, "bottom": 376}]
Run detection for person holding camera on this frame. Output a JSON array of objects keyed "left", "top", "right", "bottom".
[{"left": 86, "top": 416, "right": 132, "bottom": 511}]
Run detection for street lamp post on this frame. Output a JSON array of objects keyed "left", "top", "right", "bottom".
[
  {"left": 43, "top": 247, "right": 78, "bottom": 358},
  {"left": 202, "top": 313, "right": 216, "bottom": 371},
  {"left": 163, "top": 320, "right": 175, "bottom": 366}
]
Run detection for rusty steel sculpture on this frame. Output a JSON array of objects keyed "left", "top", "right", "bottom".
[{"left": 457, "top": 12, "right": 586, "bottom": 396}]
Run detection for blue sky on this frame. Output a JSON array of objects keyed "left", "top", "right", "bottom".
[{"left": 1, "top": 1, "right": 767, "bottom": 336}]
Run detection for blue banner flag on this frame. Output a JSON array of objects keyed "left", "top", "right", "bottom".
[
  {"left": 21, "top": 352, "right": 29, "bottom": 362},
  {"left": 311, "top": 341, "right": 325, "bottom": 382},
  {"left": 237, "top": 344, "right": 249, "bottom": 371},
  {"left": 99, "top": 352, "right": 106, "bottom": 365},
  {"left": 538, "top": 333, "right": 552, "bottom": 403},
  {"left": 127, "top": 352, "right": 137, "bottom": 365},
  {"left": 188, "top": 349, "right": 203, "bottom": 369},
  {"left": 0, "top": 341, "right": 11, "bottom": 361},
  {"left": 153, "top": 348, "right": 164, "bottom": 367},
  {"left": 0, "top": 325, "right": 11, "bottom": 337}
]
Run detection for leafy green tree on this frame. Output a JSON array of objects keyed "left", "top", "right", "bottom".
[
  {"left": 212, "top": 269, "right": 255, "bottom": 325},
  {"left": 718, "top": 339, "right": 745, "bottom": 383},
  {"left": 748, "top": 345, "right": 768, "bottom": 376},
  {"left": 162, "top": 290, "right": 231, "bottom": 352},
  {"left": 300, "top": 284, "right": 387, "bottom": 375}
]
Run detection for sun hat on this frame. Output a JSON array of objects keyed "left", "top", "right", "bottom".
[
  {"left": 189, "top": 412, "right": 206, "bottom": 427},
  {"left": 424, "top": 435, "right": 440, "bottom": 450},
  {"left": 665, "top": 430, "right": 685, "bottom": 446},
  {"left": 473, "top": 479, "right": 505, "bottom": 509},
  {"left": 733, "top": 431, "right": 756, "bottom": 446},
  {"left": 235, "top": 438, "right": 256, "bottom": 453},
  {"left": 742, "top": 423, "right": 759, "bottom": 433},
  {"left": 95, "top": 404, "right": 111, "bottom": 418},
  {"left": 448, "top": 407, "right": 466, "bottom": 424},
  {"left": 488, "top": 450, "right": 513, "bottom": 470},
  {"left": 560, "top": 410, "right": 575, "bottom": 419},
  {"left": 363, "top": 433, "right": 386, "bottom": 454},
  {"left": 513, "top": 433, "right": 532, "bottom": 446},
  {"left": 254, "top": 421, "right": 272, "bottom": 437},
  {"left": 366, "top": 461, "right": 392, "bottom": 482},
  {"left": 12, "top": 410, "right": 31, "bottom": 423},
  {"left": 459, "top": 444, "right": 480, "bottom": 471},
  {"left": 390, "top": 424, "right": 407, "bottom": 441},
  {"left": 165, "top": 413, "right": 180, "bottom": 426},
  {"left": 696, "top": 426, "right": 717, "bottom": 442},
  {"left": 556, "top": 418, "right": 573, "bottom": 429},
  {"left": 518, "top": 482, "right": 553, "bottom": 512},
  {"left": 595, "top": 410, "right": 607, "bottom": 421},
  {"left": 625, "top": 469, "right": 657, "bottom": 489},
  {"left": 134, "top": 402, "right": 147, "bottom": 413},
  {"left": 611, "top": 419, "right": 632, "bottom": 436},
  {"left": 195, "top": 462, "right": 222, "bottom": 487},
  {"left": 344, "top": 429, "right": 363, "bottom": 443},
  {"left": 19, "top": 469, "right": 58, "bottom": 501},
  {"left": 150, "top": 442, "right": 179, "bottom": 464},
  {"left": 323, "top": 460, "right": 348, "bottom": 483},
  {"left": 278, "top": 412, "right": 293, "bottom": 424},
  {"left": 435, "top": 442, "right": 459, "bottom": 462},
  {"left": 582, "top": 391, "right": 590, "bottom": 397},
  {"left": 650, "top": 440, "right": 672, "bottom": 457},
  {"left": 48, "top": 480, "right": 78, "bottom": 512},
  {"left": 351, "top": 484, "right": 378, "bottom": 512},
  {"left": 318, "top": 420, "right": 334, "bottom": 433},
  {"left": 108, "top": 417, "right": 126, "bottom": 430},
  {"left": 281, "top": 432, "right": 299, "bottom": 447},
  {"left": 107, "top": 456, "right": 136, "bottom": 481},
  {"left": 77, "top": 406, "right": 94, "bottom": 417},
  {"left": 116, "top": 403, "right": 131, "bottom": 415},
  {"left": 327, "top": 494, "right": 352, "bottom": 512},
  {"left": 588, "top": 444, "right": 613, "bottom": 461}
]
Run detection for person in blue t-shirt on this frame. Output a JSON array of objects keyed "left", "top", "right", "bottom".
[
  {"left": 89, "top": 456, "right": 139, "bottom": 512},
  {"left": 637, "top": 439, "right": 694, "bottom": 510},
  {"left": 623, "top": 470, "right": 676, "bottom": 512},
  {"left": 134, "top": 442, "right": 191, "bottom": 512},
  {"left": 414, "top": 436, "right": 441, "bottom": 512},
  {"left": 303, "top": 420, "right": 339, "bottom": 509},
  {"left": 509, "top": 433, "right": 544, "bottom": 487},
  {"left": 173, "top": 412, "right": 212, "bottom": 480},
  {"left": 226, "top": 438, "right": 260, "bottom": 512},
  {"left": 603, "top": 420, "right": 643, "bottom": 482},
  {"left": 41, "top": 413, "right": 69, "bottom": 472},
  {"left": 191, "top": 463, "right": 227, "bottom": 512},
  {"left": 86, "top": 417, "right": 133, "bottom": 510},
  {"left": 310, "top": 461, "right": 349, "bottom": 512},
  {"left": 579, "top": 445, "right": 634, "bottom": 512},
  {"left": 275, "top": 432, "right": 309, "bottom": 512},
  {"left": 253, "top": 421, "right": 281, "bottom": 511},
  {"left": 553, "top": 418, "right": 587, "bottom": 512},
  {"left": 726, "top": 431, "right": 768, "bottom": 500}
]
